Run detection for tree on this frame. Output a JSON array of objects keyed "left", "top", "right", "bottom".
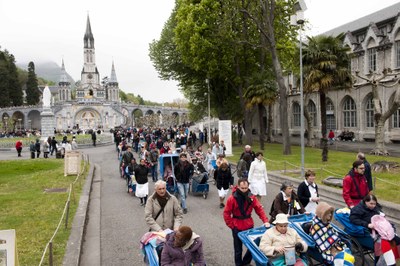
[
  {"left": 355, "top": 69, "right": 400, "bottom": 155},
  {"left": 241, "top": 0, "right": 298, "bottom": 155},
  {"left": 302, "top": 34, "right": 352, "bottom": 161},
  {"left": 244, "top": 72, "right": 277, "bottom": 150},
  {"left": 7, "top": 54, "right": 23, "bottom": 106},
  {"left": 25, "top": 61, "right": 40, "bottom": 105},
  {"left": 0, "top": 50, "right": 10, "bottom": 107}
]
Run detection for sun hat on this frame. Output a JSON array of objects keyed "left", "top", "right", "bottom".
[{"left": 273, "top": 213, "right": 289, "bottom": 224}]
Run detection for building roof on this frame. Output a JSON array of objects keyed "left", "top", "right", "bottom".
[{"left": 320, "top": 2, "right": 400, "bottom": 37}]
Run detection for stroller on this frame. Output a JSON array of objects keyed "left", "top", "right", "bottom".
[
  {"left": 190, "top": 161, "right": 209, "bottom": 199},
  {"left": 158, "top": 154, "right": 179, "bottom": 195}
]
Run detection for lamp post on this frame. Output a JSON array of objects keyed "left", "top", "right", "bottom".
[
  {"left": 291, "top": 0, "right": 307, "bottom": 178},
  {"left": 206, "top": 79, "right": 211, "bottom": 144}
]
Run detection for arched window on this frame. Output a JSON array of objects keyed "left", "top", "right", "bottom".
[
  {"left": 343, "top": 97, "right": 357, "bottom": 128},
  {"left": 393, "top": 107, "right": 400, "bottom": 128},
  {"left": 326, "top": 99, "right": 336, "bottom": 130},
  {"left": 293, "top": 102, "right": 301, "bottom": 127},
  {"left": 365, "top": 96, "right": 374, "bottom": 128},
  {"left": 307, "top": 100, "right": 317, "bottom": 127},
  {"left": 367, "top": 39, "right": 377, "bottom": 71}
]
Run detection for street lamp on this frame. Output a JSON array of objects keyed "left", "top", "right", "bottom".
[
  {"left": 206, "top": 79, "right": 211, "bottom": 144},
  {"left": 291, "top": 0, "right": 307, "bottom": 178}
]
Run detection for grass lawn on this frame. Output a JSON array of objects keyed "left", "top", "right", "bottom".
[
  {"left": 0, "top": 158, "right": 87, "bottom": 266},
  {"left": 229, "top": 142, "right": 400, "bottom": 204}
]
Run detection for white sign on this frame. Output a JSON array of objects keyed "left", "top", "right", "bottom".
[
  {"left": 218, "top": 120, "right": 232, "bottom": 156},
  {"left": 0, "top": 229, "right": 19, "bottom": 266}
]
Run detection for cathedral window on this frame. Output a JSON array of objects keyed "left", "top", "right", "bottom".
[
  {"left": 343, "top": 97, "right": 357, "bottom": 128},
  {"left": 307, "top": 100, "right": 317, "bottom": 127},
  {"left": 393, "top": 107, "right": 400, "bottom": 128},
  {"left": 368, "top": 48, "right": 377, "bottom": 72},
  {"left": 396, "top": 40, "right": 400, "bottom": 69},
  {"left": 365, "top": 96, "right": 374, "bottom": 128},
  {"left": 292, "top": 102, "right": 301, "bottom": 127}
]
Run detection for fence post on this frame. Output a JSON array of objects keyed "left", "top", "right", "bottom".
[
  {"left": 65, "top": 200, "right": 70, "bottom": 229},
  {"left": 49, "top": 241, "right": 53, "bottom": 266}
]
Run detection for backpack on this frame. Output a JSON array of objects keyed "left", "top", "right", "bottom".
[{"left": 371, "top": 214, "right": 395, "bottom": 241}]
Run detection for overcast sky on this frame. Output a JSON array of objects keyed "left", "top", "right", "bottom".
[{"left": 0, "top": 0, "right": 399, "bottom": 103}]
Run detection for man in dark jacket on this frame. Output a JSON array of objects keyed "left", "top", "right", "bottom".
[
  {"left": 223, "top": 178, "right": 270, "bottom": 266},
  {"left": 357, "top": 152, "right": 373, "bottom": 192},
  {"left": 91, "top": 131, "right": 97, "bottom": 146},
  {"left": 174, "top": 153, "right": 194, "bottom": 214},
  {"left": 161, "top": 226, "right": 205, "bottom": 266}
]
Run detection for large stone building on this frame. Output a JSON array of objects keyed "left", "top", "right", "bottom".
[
  {"left": 252, "top": 3, "right": 400, "bottom": 143},
  {"left": 0, "top": 16, "right": 187, "bottom": 132}
]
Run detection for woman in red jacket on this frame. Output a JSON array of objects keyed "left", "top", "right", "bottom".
[
  {"left": 15, "top": 140, "right": 23, "bottom": 157},
  {"left": 223, "top": 178, "right": 270, "bottom": 266}
]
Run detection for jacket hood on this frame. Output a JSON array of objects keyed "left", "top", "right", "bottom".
[{"left": 315, "top": 202, "right": 334, "bottom": 223}]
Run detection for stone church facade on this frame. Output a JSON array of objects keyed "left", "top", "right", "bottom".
[
  {"left": 252, "top": 3, "right": 400, "bottom": 143},
  {"left": 0, "top": 16, "right": 187, "bottom": 132}
]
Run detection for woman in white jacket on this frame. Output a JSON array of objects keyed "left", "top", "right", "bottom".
[{"left": 248, "top": 152, "right": 269, "bottom": 202}]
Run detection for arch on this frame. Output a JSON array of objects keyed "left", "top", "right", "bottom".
[
  {"left": 1, "top": 113, "right": 11, "bottom": 132},
  {"left": 27, "top": 110, "right": 41, "bottom": 130},
  {"left": 363, "top": 93, "right": 374, "bottom": 128},
  {"left": 132, "top": 109, "right": 143, "bottom": 127},
  {"left": 145, "top": 109, "right": 154, "bottom": 116},
  {"left": 307, "top": 100, "right": 317, "bottom": 127},
  {"left": 74, "top": 108, "right": 101, "bottom": 130},
  {"left": 389, "top": 93, "right": 400, "bottom": 129},
  {"left": 292, "top": 101, "right": 301, "bottom": 127},
  {"left": 342, "top": 96, "right": 357, "bottom": 128},
  {"left": 326, "top": 98, "right": 336, "bottom": 130},
  {"left": 12, "top": 111, "right": 25, "bottom": 131}
]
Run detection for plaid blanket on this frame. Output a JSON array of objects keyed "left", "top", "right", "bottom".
[{"left": 310, "top": 216, "right": 340, "bottom": 263}]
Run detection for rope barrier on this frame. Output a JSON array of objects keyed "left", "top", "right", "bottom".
[
  {"left": 38, "top": 153, "right": 88, "bottom": 266},
  {"left": 375, "top": 176, "right": 400, "bottom": 187}
]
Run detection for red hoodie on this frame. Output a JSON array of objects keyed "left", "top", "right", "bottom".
[
  {"left": 223, "top": 186, "right": 268, "bottom": 231},
  {"left": 342, "top": 170, "right": 369, "bottom": 208}
]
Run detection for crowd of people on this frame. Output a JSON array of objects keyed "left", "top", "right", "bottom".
[{"left": 108, "top": 124, "right": 397, "bottom": 266}]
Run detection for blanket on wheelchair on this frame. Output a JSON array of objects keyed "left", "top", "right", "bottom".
[{"left": 311, "top": 216, "right": 353, "bottom": 264}]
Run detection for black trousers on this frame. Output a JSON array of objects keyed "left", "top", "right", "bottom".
[{"left": 232, "top": 227, "right": 252, "bottom": 266}]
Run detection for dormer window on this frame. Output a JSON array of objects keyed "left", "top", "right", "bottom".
[{"left": 368, "top": 48, "right": 377, "bottom": 71}]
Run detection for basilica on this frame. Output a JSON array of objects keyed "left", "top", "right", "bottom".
[{"left": 0, "top": 16, "right": 186, "bottom": 132}]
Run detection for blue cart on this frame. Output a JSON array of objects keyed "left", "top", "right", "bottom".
[
  {"left": 238, "top": 226, "right": 271, "bottom": 266},
  {"left": 158, "top": 154, "right": 179, "bottom": 195},
  {"left": 289, "top": 213, "right": 365, "bottom": 266},
  {"left": 190, "top": 172, "right": 209, "bottom": 199}
]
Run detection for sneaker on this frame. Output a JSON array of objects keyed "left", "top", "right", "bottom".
[
  {"left": 183, "top": 208, "right": 187, "bottom": 214},
  {"left": 219, "top": 203, "right": 225, "bottom": 209}
]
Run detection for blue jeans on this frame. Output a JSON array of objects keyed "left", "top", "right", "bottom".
[
  {"left": 177, "top": 182, "right": 189, "bottom": 209},
  {"left": 232, "top": 227, "right": 252, "bottom": 266},
  {"left": 151, "top": 164, "right": 158, "bottom": 181}
]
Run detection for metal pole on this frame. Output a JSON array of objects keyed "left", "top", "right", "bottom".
[
  {"left": 207, "top": 79, "right": 211, "bottom": 145},
  {"left": 49, "top": 241, "right": 53, "bottom": 266},
  {"left": 299, "top": 25, "right": 305, "bottom": 178},
  {"left": 65, "top": 200, "right": 70, "bottom": 229}
]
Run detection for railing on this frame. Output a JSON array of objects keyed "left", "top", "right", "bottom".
[{"left": 38, "top": 154, "right": 89, "bottom": 266}]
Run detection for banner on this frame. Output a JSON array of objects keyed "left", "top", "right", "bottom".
[{"left": 218, "top": 120, "right": 232, "bottom": 156}]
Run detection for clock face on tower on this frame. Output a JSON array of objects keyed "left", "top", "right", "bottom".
[{"left": 88, "top": 73, "right": 93, "bottom": 80}]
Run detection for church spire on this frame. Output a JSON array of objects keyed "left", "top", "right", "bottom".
[
  {"left": 84, "top": 14, "right": 94, "bottom": 49},
  {"left": 109, "top": 61, "right": 118, "bottom": 85},
  {"left": 59, "top": 59, "right": 70, "bottom": 85}
]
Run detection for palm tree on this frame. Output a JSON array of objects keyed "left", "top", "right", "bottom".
[
  {"left": 244, "top": 73, "right": 277, "bottom": 150},
  {"left": 302, "top": 33, "right": 352, "bottom": 161}
]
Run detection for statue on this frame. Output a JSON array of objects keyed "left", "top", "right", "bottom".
[{"left": 43, "top": 86, "right": 51, "bottom": 108}]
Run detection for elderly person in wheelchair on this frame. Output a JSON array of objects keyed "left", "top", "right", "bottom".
[
  {"left": 259, "top": 213, "right": 308, "bottom": 266},
  {"left": 311, "top": 202, "right": 354, "bottom": 265}
]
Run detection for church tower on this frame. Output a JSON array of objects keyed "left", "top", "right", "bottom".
[
  {"left": 76, "top": 15, "right": 104, "bottom": 100},
  {"left": 106, "top": 61, "right": 120, "bottom": 102},
  {"left": 58, "top": 59, "right": 71, "bottom": 102}
]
